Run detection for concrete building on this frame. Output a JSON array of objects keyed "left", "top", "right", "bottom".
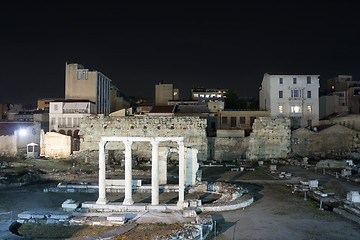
[
  {"left": 155, "top": 82, "right": 179, "bottom": 106},
  {"left": 109, "top": 84, "right": 130, "bottom": 113},
  {"left": 191, "top": 88, "right": 228, "bottom": 102},
  {"left": 65, "top": 63, "right": 111, "bottom": 115},
  {"left": 259, "top": 73, "right": 320, "bottom": 128},
  {"left": 49, "top": 99, "right": 96, "bottom": 138},
  {"left": 320, "top": 75, "right": 360, "bottom": 118},
  {"left": 218, "top": 110, "right": 270, "bottom": 132}
]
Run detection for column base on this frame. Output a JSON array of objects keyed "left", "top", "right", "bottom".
[
  {"left": 123, "top": 198, "right": 134, "bottom": 205},
  {"left": 177, "top": 200, "right": 185, "bottom": 208},
  {"left": 96, "top": 197, "right": 108, "bottom": 205},
  {"left": 151, "top": 199, "right": 159, "bottom": 206}
]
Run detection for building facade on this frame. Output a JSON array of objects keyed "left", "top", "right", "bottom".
[
  {"left": 65, "top": 63, "right": 111, "bottom": 115},
  {"left": 259, "top": 73, "right": 320, "bottom": 128},
  {"left": 49, "top": 99, "right": 96, "bottom": 138},
  {"left": 155, "top": 82, "right": 179, "bottom": 106}
]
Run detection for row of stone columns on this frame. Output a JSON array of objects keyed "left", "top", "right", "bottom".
[{"left": 96, "top": 137, "right": 185, "bottom": 207}]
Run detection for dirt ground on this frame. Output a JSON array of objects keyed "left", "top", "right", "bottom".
[{"left": 1, "top": 157, "right": 360, "bottom": 239}]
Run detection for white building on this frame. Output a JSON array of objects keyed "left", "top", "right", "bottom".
[
  {"left": 49, "top": 100, "right": 96, "bottom": 137},
  {"left": 259, "top": 73, "right": 320, "bottom": 128}
]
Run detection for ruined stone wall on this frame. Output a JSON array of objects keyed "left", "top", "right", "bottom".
[
  {"left": 292, "top": 125, "right": 359, "bottom": 158},
  {"left": 79, "top": 116, "right": 208, "bottom": 161},
  {"left": 0, "top": 135, "right": 17, "bottom": 156},
  {"left": 212, "top": 137, "right": 249, "bottom": 161},
  {"left": 247, "top": 117, "right": 291, "bottom": 160},
  {"left": 40, "top": 130, "right": 72, "bottom": 159}
]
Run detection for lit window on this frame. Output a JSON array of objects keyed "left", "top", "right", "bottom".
[
  {"left": 279, "top": 105, "right": 283, "bottom": 113},
  {"left": 307, "top": 106, "right": 312, "bottom": 112},
  {"left": 211, "top": 94, "right": 216, "bottom": 98},
  {"left": 217, "top": 94, "right": 222, "bottom": 97},
  {"left": 291, "top": 105, "right": 302, "bottom": 113},
  {"left": 205, "top": 95, "right": 210, "bottom": 98},
  {"left": 200, "top": 94, "right": 204, "bottom": 98},
  {"left": 331, "top": 86, "right": 335, "bottom": 89},
  {"left": 193, "top": 94, "right": 199, "bottom": 98}
]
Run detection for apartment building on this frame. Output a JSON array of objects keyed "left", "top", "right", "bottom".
[{"left": 259, "top": 73, "right": 320, "bottom": 128}]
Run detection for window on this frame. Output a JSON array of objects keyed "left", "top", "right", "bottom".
[
  {"left": 307, "top": 119, "right": 312, "bottom": 127},
  {"left": 67, "top": 117, "right": 72, "bottom": 127},
  {"left": 293, "top": 138, "right": 298, "bottom": 144},
  {"left": 231, "top": 117, "right": 236, "bottom": 127},
  {"left": 54, "top": 104, "right": 58, "bottom": 111},
  {"left": 307, "top": 76, "right": 311, "bottom": 84},
  {"left": 279, "top": 78, "right": 283, "bottom": 84},
  {"left": 51, "top": 117, "right": 56, "bottom": 126},
  {"left": 307, "top": 105, "right": 312, "bottom": 112},
  {"left": 222, "top": 116, "right": 228, "bottom": 124},
  {"left": 307, "top": 91, "right": 311, "bottom": 98},
  {"left": 279, "top": 105, "right": 284, "bottom": 113},
  {"left": 293, "top": 78, "right": 297, "bottom": 84},
  {"left": 279, "top": 91, "right": 283, "bottom": 98},
  {"left": 291, "top": 89, "right": 302, "bottom": 98},
  {"left": 291, "top": 105, "right": 302, "bottom": 113},
  {"left": 240, "top": 117, "right": 246, "bottom": 124}
]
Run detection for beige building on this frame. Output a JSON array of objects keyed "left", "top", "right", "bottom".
[
  {"left": 218, "top": 110, "right": 270, "bottom": 131},
  {"left": 37, "top": 98, "right": 57, "bottom": 110},
  {"left": 65, "top": 63, "right": 111, "bottom": 115},
  {"left": 155, "top": 83, "right": 179, "bottom": 106}
]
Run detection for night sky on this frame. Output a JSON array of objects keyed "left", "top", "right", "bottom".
[{"left": 1, "top": 1, "right": 360, "bottom": 105}]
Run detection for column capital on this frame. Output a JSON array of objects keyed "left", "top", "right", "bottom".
[
  {"left": 98, "top": 140, "right": 107, "bottom": 147},
  {"left": 150, "top": 139, "right": 160, "bottom": 147},
  {"left": 124, "top": 140, "right": 133, "bottom": 147}
]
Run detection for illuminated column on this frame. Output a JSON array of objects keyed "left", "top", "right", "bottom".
[
  {"left": 177, "top": 141, "right": 185, "bottom": 207},
  {"left": 123, "top": 141, "right": 134, "bottom": 205},
  {"left": 96, "top": 140, "right": 107, "bottom": 204},
  {"left": 151, "top": 140, "right": 160, "bottom": 205}
]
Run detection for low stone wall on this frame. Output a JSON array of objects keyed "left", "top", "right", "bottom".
[{"left": 200, "top": 194, "right": 253, "bottom": 212}]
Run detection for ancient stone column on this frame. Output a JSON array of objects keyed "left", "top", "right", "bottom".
[
  {"left": 177, "top": 141, "right": 185, "bottom": 207},
  {"left": 96, "top": 140, "right": 107, "bottom": 204},
  {"left": 123, "top": 141, "right": 134, "bottom": 205},
  {"left": 159, "top": 147, "right": 170, "bottom": 184},
  {"left": 151, "top": 140, "right": 160, "bottom": 205}
]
